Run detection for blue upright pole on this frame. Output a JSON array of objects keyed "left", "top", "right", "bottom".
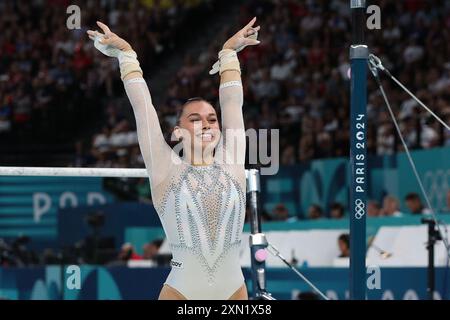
[{"left": 349, "top": 0, "right": 368, "bottom": 300}]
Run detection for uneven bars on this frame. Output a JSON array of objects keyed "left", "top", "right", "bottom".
[{"left": 0, "top": 166, "right": 149, "bottom": 178}]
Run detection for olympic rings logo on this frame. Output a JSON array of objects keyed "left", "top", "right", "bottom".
[{"left": 355, "top": 199, "right": 365, "bottom": 219}]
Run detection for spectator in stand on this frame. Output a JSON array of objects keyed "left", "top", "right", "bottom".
[
  {"left": 272, "top": 203, "right": 297, "bottom": 222},
  {"left": 329, "top": 202, "right": 345, "bottom": 219},
  {"left": 307, "top": 204, "right": 323, "bottom": 220},
  {"left": 92, "top": 126, "right": 112, "bottom": 156},
  {"left": 108, "top": 243, "right": 142, "bottom": 266},
  {"left": 70, "top": 140, "right": 93, "bottom": 167},
  {"left": 404, "top": 192, "right": 432, "bottom": 215},
  {"left": 367, "top": 200, "right": 381, "bottom": 217},
  {"left": 0, "top": 101, "right": 12, "bottom": 134},
  {"left": 142, "top": 239, "right": 164, "bottom": 260},
  {"left": 337, "top": 233, "right": 350, "bottom": 258},
  {"left": 381, "top": 195, "right": 403, "bottom": 217}
]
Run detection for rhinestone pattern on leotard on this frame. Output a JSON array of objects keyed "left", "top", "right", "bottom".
[{"left": 157, "top": 162, "right": 245, "bottom": 284}]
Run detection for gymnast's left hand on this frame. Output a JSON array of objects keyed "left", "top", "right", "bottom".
[
  {"left": 222, "top": 17, "right": 261, "bottom": 51},
  {"left": 87, "top": 21, "right": 133, "bottom": 58}
]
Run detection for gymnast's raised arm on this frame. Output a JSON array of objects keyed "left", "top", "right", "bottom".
[
  {"left": 87, "top": 21, "right": 174, "bottom": 188},
  {"left": 214, "top": 18, "right": 260, "bottom": 163}
]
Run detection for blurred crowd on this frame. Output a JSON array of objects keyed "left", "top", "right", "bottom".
[
  {"left": 0, "top": 0, "right": 205, "bottom": 142},
  {"left": 80, "top": 0, "right": 450, "bottom": 173},
  {"left": 2, "top": 0, "right": 448, "bottom": 169}
]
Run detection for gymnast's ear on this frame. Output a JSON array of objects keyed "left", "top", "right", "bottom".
[{"left": 173, "top": 126, "right": 183, "bottom": 141}]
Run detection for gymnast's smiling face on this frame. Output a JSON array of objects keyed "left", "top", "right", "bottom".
[{"left": 174, "top": 99, "right": 221, "bottom": 156}]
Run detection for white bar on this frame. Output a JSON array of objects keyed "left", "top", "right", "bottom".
[{"left": 0, "top": 166, "right": 149, "bottom": 178}]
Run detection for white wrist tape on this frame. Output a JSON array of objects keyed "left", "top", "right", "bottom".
[
  {"left": 118, "top": 50, "right": 138, "bottom": 64},
  {"left": 209, "top": 31, "right": 258, "bottom": 75},
  {"left": 209, "top": 49, "right": 241, "bottom": 76},
  {"left": 118, "top": 50, "right": 143, "bottom": 80},
  {"left": 219, "top": 49, "right": 238, "bottom": 63}
]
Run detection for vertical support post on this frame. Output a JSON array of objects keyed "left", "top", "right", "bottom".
[
  {"left": 427, "top": 222, "right": 435, "bottom": 301},
  {"left": 246, "top": 169, "right": 270, "bottom": 299},
  {"left": 350, "top": 0, "right": 368, "bottom": 300},
  {"left": 422, "top": 218, "right": 441, "bottom": 300}
]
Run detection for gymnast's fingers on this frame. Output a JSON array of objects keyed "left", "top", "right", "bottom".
[
  {"left": 243, "top": 16, "right": 257, "bottom": 30},
  {"left": 96, "top": 21, "right": 112, "bottom": 36}
]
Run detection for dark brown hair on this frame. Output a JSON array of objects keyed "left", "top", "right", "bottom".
[{"left": 176, "top": 97, "right": 218, "bottom": 126}]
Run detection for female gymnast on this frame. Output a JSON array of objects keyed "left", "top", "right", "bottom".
[{"left": 87, "top": 18, "right": 260, "bottom": 300}]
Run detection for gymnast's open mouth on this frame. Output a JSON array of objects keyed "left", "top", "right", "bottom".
[{"left": 197, "top": 131, "right": 214, "bottom": 142}]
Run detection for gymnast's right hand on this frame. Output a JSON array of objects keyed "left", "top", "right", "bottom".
[
  {"left": 87, "top": 21, "right": 133, "bottom": 58},
  {"left": 87, "top": 21, "right": 142, "bottom": 80}
]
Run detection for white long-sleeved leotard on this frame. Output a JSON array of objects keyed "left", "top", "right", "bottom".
[{"left": 124, "top": 77, "right": 246, "bottom": 300}]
